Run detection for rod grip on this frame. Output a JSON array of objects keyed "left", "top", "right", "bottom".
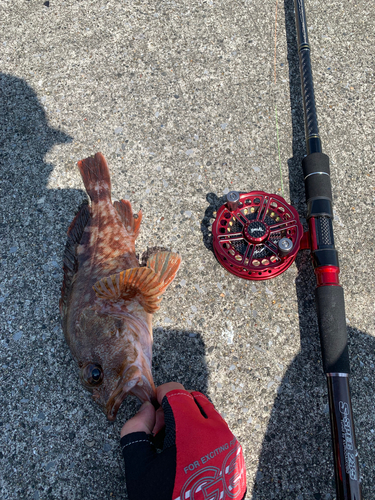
[
  {"left": 315, "top": 286, "right": 349, "bottom": 374},
  {"left": 302, "top": 152, "right": 332, "bottom": 202}
]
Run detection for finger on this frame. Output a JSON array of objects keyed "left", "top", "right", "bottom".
[
  {"left": 190, "top": 392, "right": 225, "bottom": 422},
  {"left": 162, "top": 388, "right": 208, "bottom": 424},
  {"left": 156, "top": 382, "right": 185, "bottom": 405},
  {"left": 152, "top": 406, "right": 165, "bottom": 436},
  {"left": 121, "top": 401, "right": 156, "bottom": 438}
]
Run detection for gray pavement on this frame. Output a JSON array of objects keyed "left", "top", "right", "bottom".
[{"left": 1, "top": 0, "right": 374, "bottom": 499}]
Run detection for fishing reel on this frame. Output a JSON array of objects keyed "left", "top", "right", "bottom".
[{"left": 211, "top": 191, "right": 308, "bottom": 281}]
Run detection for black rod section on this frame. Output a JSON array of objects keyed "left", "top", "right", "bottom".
[
  {"left": 327, "top": 375, "right": 361, "bottom": 500},
  {"left": 294, "top": 1, "right": 362, "bottom": 498},
  {"left": 294, "top": 0, "right": 321, "bottom": 154}
]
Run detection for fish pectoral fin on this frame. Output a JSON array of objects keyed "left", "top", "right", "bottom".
[
  {"left": 146, "top": 251, "right": 182, "bottom": 292},
  {"left": 113, "top": 200, "right": 142, "bottom": 238},
  {"left": 93, "top": 267, "right": 163, "bottom": 313},
  {"left": 93, "top": 253, "right": 181, "bottom": 313}
]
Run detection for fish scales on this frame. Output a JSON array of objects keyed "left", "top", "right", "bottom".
[{"left": 60, "top": 152, "right": 181, "bottom": 420}]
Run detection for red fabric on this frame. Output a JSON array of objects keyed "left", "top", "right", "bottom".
[{"left": 166, "top": 390, "right": 247, "bottom": 500}]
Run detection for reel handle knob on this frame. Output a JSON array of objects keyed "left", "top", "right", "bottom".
[
  {"left": 226, "top": 191, "right": 240, "bottom": 212},
  {"left": 278, "top": 237, "right": 294, "bottom": 256}
]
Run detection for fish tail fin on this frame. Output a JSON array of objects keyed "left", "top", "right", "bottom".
[
  {"left": 77, "top": 152, "right": 111, "bottom": 203},
  {"left": 113, "top": 200, "right": 142, "bottom": 238}
]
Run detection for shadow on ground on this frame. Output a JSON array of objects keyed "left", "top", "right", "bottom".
[
  {"left": 152, "top": 327, "right": 208, "bottom": 393},
  {"left": 0, "top": 73, "right": 209, "bottom": 499}
]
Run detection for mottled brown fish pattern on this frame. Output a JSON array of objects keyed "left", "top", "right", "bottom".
[{"left": 60, "top": 152, "right": 181, "bottom": 420}]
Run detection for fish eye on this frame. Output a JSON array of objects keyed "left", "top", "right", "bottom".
[
  {"left": 82, "top": 364, "right": 103, "bottom": 386},
  {"left": 91, "top": 368, "right": 101, "bottom": 381}
]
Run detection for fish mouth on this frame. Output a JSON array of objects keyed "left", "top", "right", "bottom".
[{"left": 106, "top": 366, "right": 156, "bottom": 421}]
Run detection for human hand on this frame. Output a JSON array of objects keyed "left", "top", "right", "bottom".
[
  {"left": 121, "top": 382, "right": 184, "bottom": 438},
  {"left": 120, "top": 382, "right": 246, "bottom": 500}
]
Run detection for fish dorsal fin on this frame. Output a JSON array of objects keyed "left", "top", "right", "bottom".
[
  {"left": 60, "top": 203, "right": 91, "bottom": 317},
  {"left": 93, "top": 252, "right": 181, "bottom": 313},
  {"left": 146, "top": 251, "right": 182, "bottom": 293},
  {"left": 93, "top": 267, "right": 163, "bottom": 313},
  {"left": 113, "top": 199, "right": 142, "bottom": 238}
]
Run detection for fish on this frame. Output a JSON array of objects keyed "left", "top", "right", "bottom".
[{"left": 59, "top": 152, "right": 181, "bottom": 420}]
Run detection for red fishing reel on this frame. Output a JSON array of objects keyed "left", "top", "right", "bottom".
[{"left": 211, "top": 191, "right": 305, "bottom": 280}]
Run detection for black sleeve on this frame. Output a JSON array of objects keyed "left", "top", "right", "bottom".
[{"left": 120, "top": 430, "right": 176, "bottom": 500}]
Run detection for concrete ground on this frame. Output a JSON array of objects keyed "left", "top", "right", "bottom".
[{"left": 0, "top": 0, "right": 374, "bottom": 498}]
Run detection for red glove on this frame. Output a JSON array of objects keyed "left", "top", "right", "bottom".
[{"left": 120, "top": 385, "right": 247, "bottom": 500}]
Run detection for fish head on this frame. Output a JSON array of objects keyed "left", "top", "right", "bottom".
[{"left": 76, "top": 307, "right": 156, "bottom": 421}]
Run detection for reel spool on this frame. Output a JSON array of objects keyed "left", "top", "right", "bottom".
[{"left": 211, "top": 191, "right": 304, "bottom": 280}]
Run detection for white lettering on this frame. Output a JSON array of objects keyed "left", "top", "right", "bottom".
[
  {"left": 339, "top": 401, "right": 349, "bottom": 416},
  {"left": 339, "top": 400, "right": 357, "bottom": 481},
  {"left": 184, "top": 460, "right": 201, "bottom": 474},
  {"left": 200, "top": 442, "right": 230, "bottom": 466}
]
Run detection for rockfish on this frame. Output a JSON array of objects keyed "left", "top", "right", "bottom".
[{"left": 60, "top": 152, "right": 181, "bottom": 420}]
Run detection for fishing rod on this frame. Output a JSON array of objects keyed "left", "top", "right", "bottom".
[
  {"left": 208, "top": 1, "right": 362, "bottom": 498},
  {"left": 294, "top": 0, "right": 361, "bottom": 497}
]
